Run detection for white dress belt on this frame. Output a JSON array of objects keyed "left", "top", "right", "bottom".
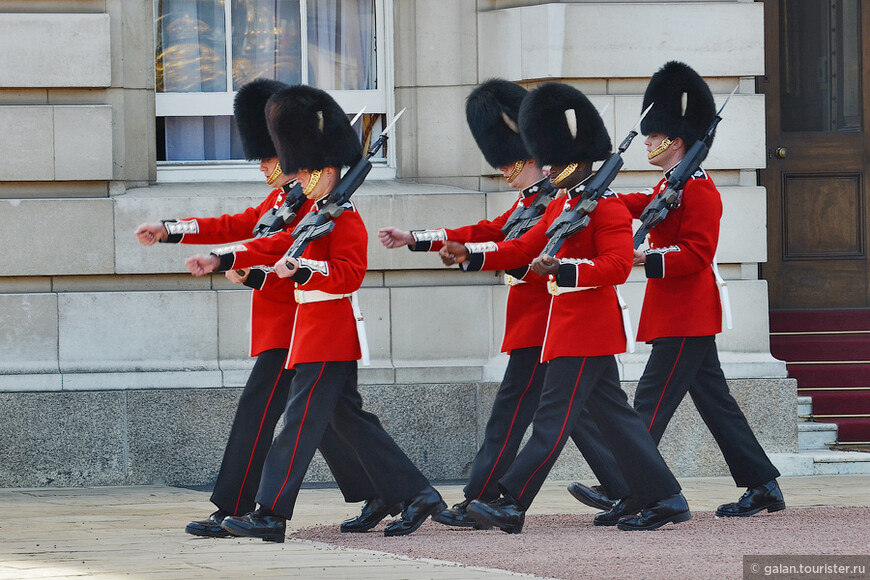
[
  {"left": 294, "top": 289, "right": 351, "bottom": 304},
  {"left": 546, "top": 278, "right": 635, "bottom": 354},
  {"left": 293, "top": 289, "right": 370, "bottom": 366}
]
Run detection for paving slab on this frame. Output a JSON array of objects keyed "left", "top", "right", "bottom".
[{"left": 1, "top": 475, "right": 869, "bottom": 579}]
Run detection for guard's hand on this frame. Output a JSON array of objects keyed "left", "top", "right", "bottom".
[
  {"left": 440, "top": 241, "right": 469, "bottom": 266},
  {"left": 185, "top": 254, "right": 220, "bottom": 277},
  {"left": 531, "top": 254, "right": 560, "bottom": 276},
  {"left": 378, "top": 226, "right": 414, "bottom": 249},
  {"left": 275, "top": 256, "right": 299, "bottom": 278},
  {"left": 135, "top": 222, "right": 168, "bottom": 246},
  {"left": 225, "top": 268, "right": 249, "bottom": 284},
  {"left": 633, "top": 249, "right": 647, "bottom": 266}
]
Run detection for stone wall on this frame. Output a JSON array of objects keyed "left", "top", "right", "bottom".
[
  {"left": 0, "top": 0, "right": 792, "bottom": 488},
  {"left": 0, "top": 378, "right": 797, "bottom": 488}
]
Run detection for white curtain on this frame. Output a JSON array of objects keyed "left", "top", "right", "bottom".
[{"left": 307, "top": 0, "right": 374, "bottom": 90}]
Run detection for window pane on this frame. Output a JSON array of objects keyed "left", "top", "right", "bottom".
[
  {"left": 838, "top": 0, "right": 861, "bottom": 129},
  {"left": 156, "top": 0, "right": 228, "bottom": 92},
  {"left": 159, "top": 116, "right": 244, "bottom": 161},
  {"left": 307, "top": 0, "right": 376, "bottom": 90},
  {"left": 158, "top": 114, "right": 375, "bottom": 162},
  {"left": 231, "top": 0, "right": 303, "bottom": 89},
  {"left": 780, "top": 0, "right": 862, "bottom": 132}
]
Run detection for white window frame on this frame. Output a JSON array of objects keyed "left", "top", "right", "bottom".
[{"left": 155, "top": 0, "right": 396, "bottom": 183}]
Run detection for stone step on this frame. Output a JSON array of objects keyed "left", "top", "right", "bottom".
[
  {"left": 769, "top": 450, "right": 870, "bottom": 476},
  {"left": 797, "top": 395, "right": 812, "bottom": 421},
  {"left": 798, "top": 421, "right": 838, "bottom": 451}
]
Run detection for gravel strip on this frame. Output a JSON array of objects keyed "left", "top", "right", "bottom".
[{"left": 294, "top": 507, "right": 870, "bottom": 580}]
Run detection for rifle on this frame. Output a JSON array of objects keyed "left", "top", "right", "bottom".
[
  {"left": 238, "top": 109, "right": 369, "bottom": 278},
  {"left": 633, "top": 86, "right": 738, "bottom": 249},
  {"left": 249, "top": 181, "right": 305, "bottom": 239},
  {"left": 501, "top": 177, "right": 557, "bottom": 241},
  {"left": 248, "top": 108, "right": 368, "bottom": 240},
  {"left": 283, "top": 108, "right": 406, "bottom": 261},
  {"left": 539, "top": 102, "right": 653, "bottom": 257}
]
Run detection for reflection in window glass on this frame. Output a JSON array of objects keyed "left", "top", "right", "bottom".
[
  {"left": 231, "top": 0, "right": 303, "bottom": 89},
  {"left": 156, "top": 0, "right": 228, "bottom": 92},
  {"left": 780, "top": 0, "right": 861, "bottom": 132}
]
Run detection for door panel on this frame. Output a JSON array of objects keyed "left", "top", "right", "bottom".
[{"left": 759, "top": 0, "right": 870, "bottom": 310}]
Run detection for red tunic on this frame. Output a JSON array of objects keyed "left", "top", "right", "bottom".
[
  {"left": 165, "top": 188, "right": 309, "bottom": 357},
  {"left": 411, "top": 190, "right": 551, "bottom": 353},
  {"left": 282, "top": 201, "right": 367, "bottom": 368},
  {"left": 463, "top": 194, "right": 633, "bottom": 360},
  {"left": 619, "top": 168, "right": 722, "bottom": 341}
]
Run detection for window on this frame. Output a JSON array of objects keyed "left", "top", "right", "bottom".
[
  {"left": 154, "top": 0, "right": 394, "bottom": 181},
  {"left": 779, "top": 0, "right": 862, "bottom": 133}
]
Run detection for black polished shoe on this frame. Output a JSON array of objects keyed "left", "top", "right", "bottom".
[
  {"left": 221, "top": 509, "right": 286, "bottom": 543},
  {"left": 617, "top": 493, "right": 691, "bottom": 531},
  {"left": 185, "top": 509, "right": 231, "bottom": 538},
  {"left": 465, "top": 497, "right": 525, "bottom": 534},
  {"left": 340, "top": 497, "right": 402, "bottom": 533},
  {"left": 716, "top": 479, "right": 785, "bottom": 517},
  {"left": 383, "top": 486, "right": 447, "bottom": 537},
  {"left": 431, "top": 498, "right": 493, "bottom": 530},
  {"left": 567, "top": 482, "right": 617, "bottom": 511},
  {"left": 593, "top": 497, "right": 641, "bottom": 527}
]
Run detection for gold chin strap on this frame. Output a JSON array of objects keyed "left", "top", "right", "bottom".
[
  {"left": 648, "top": 137, "right": 673, "bottom": 160},
  {"left": 506, "top": 160, "right": 525, "bottom": 184},
  {"left": 302, "top": 169, "right": 323, "bottom": 196},
  {"left": 550, "top": 162, "right": 578, "bottom": 186},
  {"left": 266, "top": 161, "right": 283, "bottom": 185}
]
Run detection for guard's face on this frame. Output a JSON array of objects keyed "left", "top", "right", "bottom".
[
  {"left": 499, "top": 160, "right": 541, "bottom": 190},
  {"left": 259, "top": 157, "right": 278, "bottom": 177},
  {"left": 644, "top": 133, "right": 679, "bottom": 168},
  {"left": 260, "top": 157, "right": 287, "bottom": 187},
  {"left": 498, "top": 163, "right": 516, "bottom": 180}
]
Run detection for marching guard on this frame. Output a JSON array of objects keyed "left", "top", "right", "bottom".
[
  {"left": 572, "top": 62, "right": 785, "bottom": 521},
  {"left": 219, "top": 85, "right": 445, "bottom": 542},
  {"left": 379, "top": 79, "right": 629, "bottom": 528},
  {"left": 441, "top": 82, "right": 691, "bottom": 532},
  {"left": 135, "top": 79, "right": 382, "bottom": 538}
]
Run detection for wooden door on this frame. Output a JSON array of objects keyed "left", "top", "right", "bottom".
[{"left": 759, "top": 0, "right": 870, "bottom": 309}]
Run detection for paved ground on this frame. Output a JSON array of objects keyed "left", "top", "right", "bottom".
[{"left": 1, "top": 475, "right": 869, "bottom": 579}]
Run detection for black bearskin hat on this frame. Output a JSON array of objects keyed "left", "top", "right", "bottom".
[
  {"left": 517, "top": 82, "right": 611, "bottom": 167},
  {"left": 266, "top": 85, "right": 362, "bottom": 173},
  {"left": 466, "top": 79, "right": 530, "bottom": 168},
  {"left": 234, "top": 79, "right": 288, "bottom": 161},
  {"left": 640, "top": 61, "right": 716, "bottom": 147}
]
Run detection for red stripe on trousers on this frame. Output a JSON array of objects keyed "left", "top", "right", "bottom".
[
  {"left": 647, "top": 337, "right": 687, "bottom": 432},
  {"left": 232, "top": 368, "right": 286, "bottom": 515},
  {"left": 271, "top": 362, "right": 326, "bottom": 511},
  {"left": 517, "top": 357, "right": 586, "bottom": 501},
  {"left": 476, "top": 358, "right": 541, "bottom": 500}
]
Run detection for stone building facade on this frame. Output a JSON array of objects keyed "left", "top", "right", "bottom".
[{"left": 0, "top": 0, "right": 796, "bottom": 488}]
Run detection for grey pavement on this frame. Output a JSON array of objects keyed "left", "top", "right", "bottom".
[{"left": 1, "top": 475, "right": 869, "bottom": 579}]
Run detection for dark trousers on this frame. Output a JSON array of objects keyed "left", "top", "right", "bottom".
[
  {"left": 210, "top": 350, "right": 372, "bottom": 515},
  {"left": 633, "top": 336, "right": 780, "bottom": 488},
  {"left": 257, "top": 360, "right": 430, "bottom": 519},
  {"left": 500, "top": 356, "right": 680, "bottom": 510},
  {"left": 464, "top": 347, "right": 630, "bottom": 502}
]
